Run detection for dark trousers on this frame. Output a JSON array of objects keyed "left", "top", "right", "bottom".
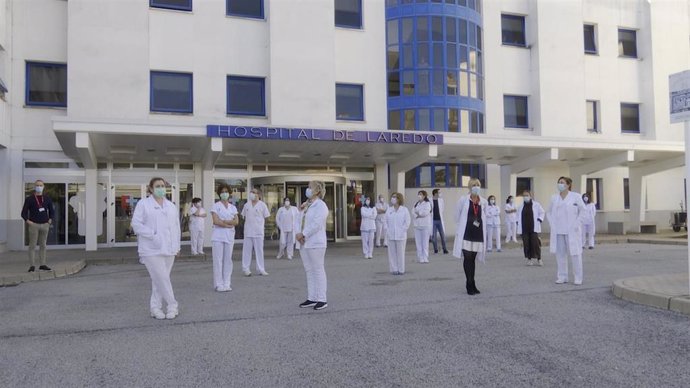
[
  {"left": 462, "top": 249, "right": 478, "bottom": 292},
  {"left": 522, "top": 231, "right": 541, "bottom": 259},
  {"left": 431, "top": 220, "right": 447, "bottom": 252}
]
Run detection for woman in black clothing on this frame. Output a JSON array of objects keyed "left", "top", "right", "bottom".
[
  {"left": 452, "top": 178, "right": 488, "bottom": 295},
  {"left": 517, "top": 190, "right": 546, "bottom": 266}
]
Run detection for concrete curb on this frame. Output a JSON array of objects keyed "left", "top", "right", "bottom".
[
  {"left": 0, "top": 259, "right": 87, "bottom": 287},
  {"left": 626, "top": 238, "right": 687, "bottom": 246},
  {"left": 85, "top": 254, "right": 209, "bottom": 266},
  {"left": 612, "top": 275, "right": 690, "bottom": 316}
]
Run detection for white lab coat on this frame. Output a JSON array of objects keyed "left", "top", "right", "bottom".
[
  {"left": 412, "top": 200, "right": 432, "bottom": 229},
  {"left": 504, "top": 203, "right": 518, "bottom": 223},
  {"left": 582, "top": 203, "right": 596, "bottom": 225},
  {"left": 517, "top": 201, "right": 546, "bottom": 234},
  {"left": 485, "top": 204, "right": 501, "bottom": 227},
  {"left": 385, "top": 205, "right": 411, "bottom": 241},
  {"left": 300, "top": 198, "right": 329, "bottom": 249},
  {"left": 131, "top": 196, "right": 181, "bottom": 258},
  {"left": 360, "top": 206, "right": 377, "bottom": 231},
  {"left": 276, "top": 205, "right": 301, "bottom": 243},
  {"left": 241, "top": 200, "right": 270, "bottom": 238},
  {"left": 189, "top": 205, "right": 206, "bottom": 232},
  {"left": 547, "top": 192, "right": 586, "bottom": 256},
  {"left": 453, "top": 195, "right": 488, "bottom": 263}
]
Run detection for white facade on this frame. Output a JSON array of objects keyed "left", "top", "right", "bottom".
[{"left": 0, "top": 0, "right": 687, "bottom": 252}]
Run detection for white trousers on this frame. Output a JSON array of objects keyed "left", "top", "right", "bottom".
[
  {"left": 582, "top": 223, "right": 595, "bottom": 248},
  {"left": 555, "top": 234, "right": 583, "bottom": 284},
  {"left": 361, "top": 230, "right": 375, "bottom": 258},
  {"left": 300, "top": 247, "right": 327, "bottom": 302},
  {"left": 375, "top": 219, "right": 389, "bottom": 247},
  {"left": 212, "top": 241, "right": 234, "bottom": 289},
  {"left": 387, "top": 239, "right": 407, "bottom": 274},
  {"left": 141, "top": 255, "right": 178, "bottom": 312},
  {"left": 190, "top": 229, "right": 204, "bottom": 255},
  {"left": 278, "top": 231, "right": 295, "bottom": 259},
  {"left": 242, "top": 236, "right": 265, "bottom": 273},
  {"left": 414, "top": 227, "right": 430, "bottom": 263},
  {"left": 505, "top": 221, "right": 517, "bottom": 242},
  {"left": 487, "top": 225, "right": 501, "bottom": 251}
]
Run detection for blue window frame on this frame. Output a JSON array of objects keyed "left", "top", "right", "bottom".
[
  {"left": 227, "top": 0, "right": 264, "bottom": 19},
  {"left": 25, "top": 62, "right": 67, "bottom": 107},
  {"left": 336, "top": 83, "right": 364, "bottom": 121},
  {"left": 335, "top": 0, "right": 362, "bottom": 29},
  {"left": 503, "top": 95, "right": 528, "bottom": 128},
  {"left": 150, "top": 71, "right": 193, "bottom": 114},
  {"left": 405, "top": 163, "right": 487, "bottom": 188},
  {"left": 150, "top": 0, "right": 192, "bottom": 11},
  {"left": 227, "top": 76, "right": 265, "bottom": 116}
]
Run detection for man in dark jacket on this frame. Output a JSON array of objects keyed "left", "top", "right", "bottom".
[{"left": 20, "top": 180, "right": 54, "bottom": 272}]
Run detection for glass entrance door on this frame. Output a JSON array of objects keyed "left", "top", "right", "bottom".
[{"left": 113, "top": 184, "right": 143, "bottom": 244}]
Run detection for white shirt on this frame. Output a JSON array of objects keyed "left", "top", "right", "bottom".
[
  {"left": 276, "top": 205, "right": 300, "bottom": 232},
  {"left": 486, "top": 204, "right": 501, "bottom": 226},
  {"left": 241, "top": 200, "right": 270, "bottom": 238},
  {"left": 300, "top": 198, "right": 329, "bottom": 249},
  {"left": 386, "top": 205, "right": 411, "bottom": 241},
  {"left": 131, "top": 196, "right": 181, "bottom": 258},
  {"left": 360, "top": 206, "right": 377, "bottom": 231},
  {"left": 211, "top": 201, "right": 238, "bottom": 243},
  {"left": 412, "top": 200, "right": 432, "bottom": 229},
  {"left": 582, "top": 203, "right": 597, "bottom": 225},
  {"left": 375, "top": 200, "right": 389, "bottom": 223},
  {"left": 189, "top": 205, "right": 206, "bottom": 232},
  {"left": 505, "top": 203, "right": 518, "bottom": 222},
  {"left": 551, "top": 195, "right": 571, "bottom": 235}
]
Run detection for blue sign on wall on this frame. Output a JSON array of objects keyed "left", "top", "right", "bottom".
[{"left": 207, "top": 125, "right": 444, "bottom": 145}]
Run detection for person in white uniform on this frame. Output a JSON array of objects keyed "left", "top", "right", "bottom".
[
  {"left": 547, "top": 176, "right": 587, "bottom": 285},
  {"left": 296, "top": 180, "right": 329, "bottom": 311},
  {"left": 504, "top": 196, "right": 518, "bottom": 243},
  {"left": 210, "top": 184, "right": 238, "bottom": 292},
  {"left": 188, "top": 197, "right": 206, "bottom": 255},
  {"left": 413, "top": 190, "right": 432, "bottom": 263},
  {"left": 386, "top": 192, "right": 411, "bottom": 275},
  {"left": 375, "top": 194, "right": 389, "bottom": 248},
  {"left": 241, "top": 188, "right": 270, "bottom": 276},
  {"left": 276, "top": 197, "right": 300, "bottom": 260},
  {"left": 485, "top": 195, "right": 501, "bottom": 252},
  {"left": 131, "top": 177, "right": 181, "bottom": 320},
  {"left": 360, "top": 195, "right": 377, "bottom": 259},
  {"left": 453, "top": 178, "right": 488, "bottom": 295},
  {"left": 581, "top": 193, "right": 597, "bottom": 249}
]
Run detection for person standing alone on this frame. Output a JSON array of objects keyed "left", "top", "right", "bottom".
[
  {"left": 188, "top": 197, "right": 206, "bottom": 255},
  {"left": 21, "top": 180, "right": 54, "bottom": 272},
  {"left": 241, "top": 188, "right": 270, "bottom": 276}
]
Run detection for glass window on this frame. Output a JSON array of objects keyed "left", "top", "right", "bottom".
[
  {"left": 459, "top": 20, "right": 467, "bottom": 44},
  {"left": 584, "top": 24, "right": 597, "bottom": 54},
  {"left": 434, "top": 164, "right": 447, "bottom": 187},
  {"left": 516, "top": 177, "right": 532, "bottom": 196},
  {"left": 26, "top": 62, "right": 67, "bottom": 107},
  {"left": 446, "top": 71, "right": 457, "bottom": 95},
  {"left": 405, "top": 169, "right": 417, "bottom": 188},
  {"left": 501, "top": 14, "right": 526, "bottom": 46},
  {"left": 387, "top": 0, "right": 398, "bottom": 6},
  {"left": 335, "top": 0, "right": 362, "bottom": 29},
  {"left": 227, "top": 75, "right": 265, "bottom": 116},
  {"left": 448, "top": 109, "right": 459, "bottom": 132},
  {"left": 402, "top": 18, "right": 414, "bottom": 43},
  {"left": 586, "top": 178, "right": 603, "bottom": 210},
  {"left": 403, "top": 71, "right": 415, "bottom": 95},
  {"left": 150, "top": 0, "right": 192, "bottom": 11},
  {"left": 477, "top": 77, "right": 483, "bottom": 100},
  {"left": 417, "top": 17, "right": 429, "bottom": 42},
  {"left": 447, "top": 43, "right": 458, "bottom": 68},
  {"left": 476, "top": 24, "right": 482, "bottom": 50},
  {"left": 447, "top": 18, "right": 457, "bottom": 42},
  {"left": 150, "top": 71, "right": 193, "bottom": 113},
  {"left": 433, "top": 109, "right": 445, "bottom": 131},
  {"left": 387, "top": 20, "right": 399, "bottom": 45},
  {"left": 402, "top": 45, "right": 414, "bottom": 68},
  {"left": 335, "top": 83, "right": 364, "bottom": 121},
  {"left": 587, "top": 100, "right": 599, "bottom": 133},
  {"left": 618, "top": 29, "right": 637, "bottom": 58},
  {"left": 418, "top": 70, "right": 430, "bottom": 95},
  {"left": 469, "top": 73, "right": 477, "bottom": 98},
  {"left": 419, "top": 109, "right": 431, "bottom": 131},
  {"left": 468, "top": 22, "right": 476, "bottom": 47},
  {"left": 460, "top": 109, "right": 469, "bottom": 131},
  {"left": 419, "top": 164, "right": 432, "bottom": 187},
  {"left": 388, "top": 72, "right": 400, "bottom": 96},
  {"left": 418, "top": 43, "right": 430, "bottom": 67},
  {"left": 432, "top": 70, "right": 444, "bottom": 95},
  {"left": 504, "top": 95, "right": 528, "bottom": 128},
  {"left": 388, "top": 110, "right": 401, "bottom": 130},
  {"left": 470, "top": 111, "right": 480, "bottom": 133},
  {"left": 387, "top": 46, "right": 400, "bottom": 70},
  {"left": 403, "top": 109, "right": 416, "bottom": 130},
  {"left": 459, "top": 71, "right": 469, "bottom": 96},
  {"left": 620, "top": 103, "right": 640, "bottom": 133},
  {"left": 432, "top": 43, "right": 443, "bottom": 67},
  {"left": 623, "top": 178, "right": 630, "bottom": 210},
  {"left": 469, "top": 49, "right": 477, "bottom": 72},
  {"left": 226, "top": 0, "right": 263, "bottom": 18},
  {"left": 459, "top": 46, "right": 468, "bottom": 69},
  {"left": 431, "top": 16, "right": 443, "bottom": 41}
]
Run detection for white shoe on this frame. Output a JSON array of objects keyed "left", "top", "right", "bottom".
[
  {"left": 527, "top": 259, "right": 533, "bottom": 266},
  {"left": 243, "top": 270, "right": 252, "bottom": 277},
  {"left": 574, "top": 281, "right": 582, "bottom": 285},
  {"left": 555, "top": 279, "right": 568, "bottom": 284},
  {"left": 537, "top": 259, "right": 543, "bottom": 267},
  {"left": 151, "top": 309, "right": 166, "bottom": 320},
  {"left": 259, "top": 271, "right": 269, "bottom": 276},
  {"left": 165, "top": 309, "right": 178, "bottom": 319},
  {"left": 288, "top": 256, "right": 293, "bottom": 260}
]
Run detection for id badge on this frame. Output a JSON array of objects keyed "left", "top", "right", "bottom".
[
  {"left": 38, "top": 207, "right": 45, "bottom": 212},
  {"left": 473, "top": 220, "right": 480, "bottom": 228}
]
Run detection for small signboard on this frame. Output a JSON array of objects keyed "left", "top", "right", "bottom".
[{"left": 670, "top": 70, "right": 690, "bottom": 123}]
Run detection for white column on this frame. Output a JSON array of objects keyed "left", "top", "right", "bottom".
[
  {"left": 85, "top": 169, "right": 98, "bottom": 251},
  {"left": 627, "top": 169, "right": 646, "bottom": 233},
  {"left": 202, "top": 169, "right": 214, "bottom": 248},
  {"left": 374, "top": 163, "right": 388, "bottom": 198},
  {"left": 499, "top": 165, "right": 516, "bottom": 202}
]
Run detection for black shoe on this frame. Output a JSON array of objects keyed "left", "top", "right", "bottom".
[
  {"left": 588, "top": 246, "right": 594, "bottom": 250},
  {"left": 472, "top": 287, "right": 481, "bottom": 294},
  {"left": 299, "top": 300, "right": 317, "bottom": 308},
  {"left": 467, "top": 289, "right": 476, "bottom": 295},
  {"left": 28, "top": 266, "right": 35, "bottom": 272},
  {"left": 313, "top": 302, "right": 328, "bottom": 310},
  {"left": 443, "top": 250, "right": 449, "bottom": 254},
  {"left": 39, "top": 265, "right": 52, "bottom": 271},
  {"left": 434, "top": 250, "right": 439, "bottom": 254}
]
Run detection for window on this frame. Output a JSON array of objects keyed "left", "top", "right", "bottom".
[
  {"left": 584, "top": 24, "right": 597, "bottom": 54},
  {"left": 406, "top": 163, "right": 487, "bottom": 188},
  {"left": 501, "top": 14, "right": 526, "bottom": 47},
  {"left": 25, "top": 62, "right": 67, "bottom": 107},
  {"left": 150, "top": 71, "right": 193, "bottom": 113},
  {"left": 516, "top": 177, "right": 532, "bottom": 196},
  {"left": 227, "top": 76, "right": 265, "bottom": 116},
  {"left": 586, "top": 178, "right": 603, "bottom": 210},
  {"left": 227, "top": 0, "right": 263, "bottom": 19},
  {"left": 623, "top": 178, "right": 630, "bottom": 210},
  {"left": 150, "top": 0, "right": 192, "bottom": 11},
  {"left": 620, "top": 103, "right": 640, "bottom": 133},
  {"left": 618, "top": 29, "right": 637, "bottom": 58},
  {"left": 336, "top": 83, "right": 364, "bottom": 121},
  {"left": 388, "top": 110, "right": 401, "bottom": 130},
  {"left": 335, "top": 0, "right": 362, "bottom": 29},
  {"left": 586, "top": 100, "right": 599, "bottom": 133},
  {"left": 503, "top": 95, "right": 528, "bottom": 128}
]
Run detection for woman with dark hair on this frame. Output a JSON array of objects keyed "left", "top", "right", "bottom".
[
  {"left": 581, "top": 192, "right": 597, "bottom": 249},
  {"left": 547, "top": 176, "right": 586, "bottom": 285},
  {"left": 413, "top": 190, "right": 432, "bottom": 263},
  {"left": 360, "top": 194, "right": 377, "bottom": 259},
  {"left": 504, "top": 195, "right": 518, "bottom": 243},
  {"left": 386, "top": 192, "right": 411, "bottom": 275},
  {"left": 276, "top": 197, "right": 300, "bottom": 260},
  {"left": 210, "top": 183, "right": 238, "bottom": 292},
  {"left": 517, "top": 190, "right": 545, "bottom": 266},
  {"left": 485, "top": 195, "right": 501, "bottom": 252},
  {"left": 131, "top": 177, "right": 181, "bottom": 319}
]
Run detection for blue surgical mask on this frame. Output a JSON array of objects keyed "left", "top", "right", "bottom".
[
  {"left": 248, "top": 193, "right": 257, "bottom": 201},
  {"left": 305, "top": 188, "right": 313, "bottom": 198},
  {"left": 153, "top": 187, "right": 166, "bottom": 198},
  {"left": 220, "top": 192, "right": 230, "bottom": 201},
  {"left": 524, "top": 196, "right": 531, "bottom": 203},
  {"left": 35, "top": 186, "right": 44, "bottom": 194},
  {"left": 471, "top": 186, "right": 481, "bottom": 195},
  {"left": 557, "top": 183, "right": 567, "bottom": 192}
]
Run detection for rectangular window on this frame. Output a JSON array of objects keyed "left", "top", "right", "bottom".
[
  {"left": 419, "top": 109, "right": 431, "bottom": 131},
  {"left": 419, "top": 164, "right": 432, "bottom": 187},
  {"left": 623, "top": 178, "right": 630, "bottom": 210},
  {"left": 503, "top": 95, "right": 528, "bottom": 128},
  {"left": 26, "top": 62, "right": 67, "bottom": 107},
  {"left": 336, "top": 83, "right": 364, "bottom": 121},
  {"left": 387, "top": 46, "right": 400, "bottom": 71},
  {"left": 586, "top": 100, "right": 599, "bottom": 133},
  {"left": 150, "top": 71, "right": 193, "bottom": 113},
  {"left": 388, "top": 72, "right": 400, "bottom": 97},
  {"left": 417, "top": 17, "right": 429, "bottom": 42},
  {"left": 618, "top": 28, "right": 637, "bottom": 58},
  {"left": 516, "top": 177, "right": 532, "bottom": 196},
  {"left": 432, "top": 109, "right": 445, "bottom": 131},
  {"left": 501, "top": 14, "right": 526, "bottom": 47},
  {"left": 584, "top": 24, "right": 597, "bottom": 54},
  {"left": 586, "top": 178, "right": 603, "bottom": 210},
  {"left": 448, "top": 109, "right": 459, "bottom": 132},
  {"left": 434, "top": 164, "right": 447, "bottom": 187},
  {"left": 335, "top": 0, "right": 362, "bottom": 29},
  {"left": 227, "top": 0, "right": 263, "bottom": 19},
  {"left": 150, "top": 0, "right": 192, "bottom": 11},
  {"left": 387, "top": 20, "right": 399, "bottom": 45},
  {"left": 227, "top": 76, "right": 265, "bottom": 116},
  {"left": 403, "top": 110, "right": 415, "bottom": 130},
  {"left": 403, "top": 71, "right": 415, "bottom": 95},
  {"left": 620, "top": 103, "right": 640, "bottom": 133},
  {"left": 388, "top": 110, "right": 401, "bottom": 130}
]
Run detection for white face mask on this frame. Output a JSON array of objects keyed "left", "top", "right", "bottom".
[
  {"left": 583, "top": 196, "right": 589, "bottom": 202},
  {"left": 438, "top": 193, "right": 442, "bottom": 198},
  {"left": 35, "top": 186, "right": 44, "bottom": 194},
  {"left": 196, "top": 202, "right": 202, "bottom": 208},
  {"left": 219, "top": 192, "right": 230, "bottom": 201},
  {"left": 305, "top": 188, "right": 313, "bottom": 199},
  {"left": 365, "top": 199, "right": 370, "bottom": 206},
  {"left": 390, "top": 197, "right": 398, "bottom": 205},
  {"left": 249, "top": 192, "right": 257, "bottom": 201},
  {"left": 557, "top": 183, "right": 567, "bottom": 192},
  {"left": 489, "top": 199, "right": 495, "bottom": 205},
  {"left": 284, "top": 201, "right": 290, "bottom": 207},
  {"left": 379, "top": 197, "right": 384, "bottom": 203},
  {"left": 509, "top": 198, "right": 514, "bottom": 204},
  {"left": 524, "top": 196, "right": 531, "bottom": 203},
  {"left": 418, "top": 195, "right": 423, "bottom": 201},
  {"left": 471, "top": 186, "right": 481, "bottom": 195}
]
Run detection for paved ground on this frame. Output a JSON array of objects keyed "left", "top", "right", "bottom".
[{"left": 1, "top": 242, "right": 689, "bottom": 387}]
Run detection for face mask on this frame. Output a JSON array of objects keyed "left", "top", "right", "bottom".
[
  {"left": 220, "top": 192, "right": 230, "bottom": 201},
  {"left": 557, "top": 183, "right": 567, "bottom": 192},
  {"left": 284, "top": 201, "right": 290, "bottom": 207},
  {"left": 418, "top": 195, "right": 423, "bottom": 201},
  {"left": 35, "top": 186, "right": 44, "bottom": 194},
  {"left": 379, "top": 197, "right": 384, "bottom": 203},
  {"left": 523, "top": 196, "right": 531, "bottom": 203},
  {"left": 471, "top": 186, "right": 480, "bottom": 195},
  {"left": 583, "top": 196, "right": 589, "bottom": 202},
  {"left": 248, "top": 193, "right": 257, "bottom": 201},
  {"left": 153, "top": 187, "right": 166, "bottom": 198},
  {"left": 489, "top": 199, "right": 495, "bottom": 205},
  {"left": 509, "top": 198, "right": 514, "bottom": 204},
  {"left": 305, "top": 188, "right": 313, "bottom": 198},
  {"left": 438, "top": 193, "right": 442, "bottom": 198},
  {"left": 195, "top": 203, "right": 202, "bottom": 208},
  {"left": 365, "top": 199, "right": 370, "bottom": 206},
  {"left": 390, "top": 197, "right": 398, "bottom": 205}
]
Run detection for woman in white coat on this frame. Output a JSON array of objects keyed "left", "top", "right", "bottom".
[
  {"left": 453, "top": 178, "right": 488, "bottom": 295},
  {"left": 386, "top": 192, "right": 411, "bottom": 275},
  {"left": 360, "top": 195, "right": 377, "bottom": 259},
  {"left": 504, "top": 196, "right": 518, "bottom": 243},
  {"left": 210, "top": 183, "right": 238, "bottom": 292},
  {"left": 412, "top": 190, "right": 432, "bottom": 263},
  {"left": 581, "top": 193, "right": 597, "bottom": 249},
  {"left": 485, "top": 195, "right": 501, "bottom": 252},
  {"left": 547, "top": 176, "right": 587, "bottom": 285},
  {"left": 296, "top": 180, "right": 329, "bottom": 311},
  {"left": 276, "top": 197, "right": 300, "bottom": 260},
  {"left": 131, "top": 177, "right": 181, "bottom": 320},
  {"left": 375, "top": 194, "right": 389, "bottom": 248},
  {"left": 517, "top": 190, "right": 545, "bottom": 266}
]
